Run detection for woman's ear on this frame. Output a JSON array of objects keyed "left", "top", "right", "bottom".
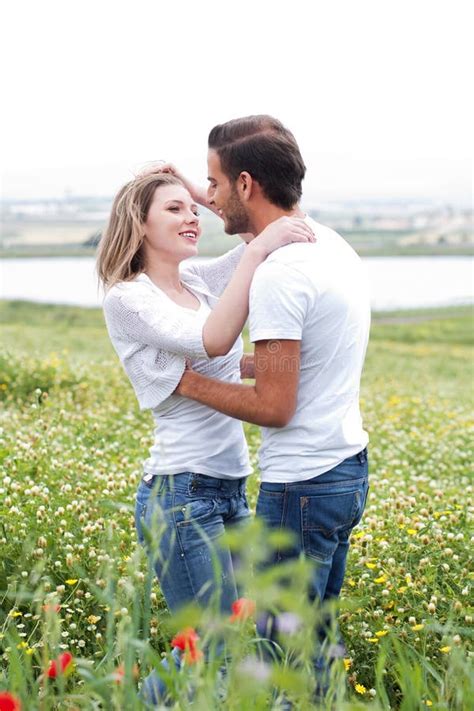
[{"left": 237, "top": 171, "right": 253, "bottom": 202}]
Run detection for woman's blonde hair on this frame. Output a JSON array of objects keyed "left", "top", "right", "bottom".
[{"left": 97, "top": 172, "right": 184, "bottom": 289}]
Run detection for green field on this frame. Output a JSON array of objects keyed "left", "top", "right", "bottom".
[{"left": 0, "top": 302, "right": 473, "bottom": 709}]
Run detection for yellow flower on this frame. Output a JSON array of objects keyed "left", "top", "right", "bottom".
[
  {"left": 17, "top": 641, "right": 28, "bottom": 649},
  {"left": 355, "top": 683, "right": 367, "bottom": 694},
  {"left": 440, "top": 646, "right": 451, "bottom": 654},
  {"left": 397, "top": 586, "right": 407, "bottom": 593},
  {"left": 368, "top": 637, "right": 380, "bottom": 643},
  {"left": 365, "top": 563, "right": 376, "bottom": 569},
  {"left": 9, "top": 610, "right": 22, "bottom": 618},
  {"left": 353, "top": 531, "right": 365, "bottom": 540},
  {"left": 26, "top": 648, "right": 35, "bottom": 656},
  {"left": 388, "top": 395, "right": 401, "bottom": 406},
  {"left": 412, "top": 624, "right": 424, "bottom": 631},
  {"left": 348, "top": 579, "right": 356, "bottom": 587},
  {"left": 423, "top": 701, "right": 433, "bottom": 707},
  {"left": 343, "top": 658, "right": 352, "bottom": 671},
  {"left": 407, "top": 529, "right": 417, "bottom": 535},
  {"left": 87, "top": 614, "right": 101, "bottom": 624},
  {"left": 65, "top": 579, "right": 78, "bottom": 585},
  {"left": 375, "top": 630, "right": 388, "bottom": 637},
  {"left": 374, "top": 575, "right": 387, "bottom": 584}
]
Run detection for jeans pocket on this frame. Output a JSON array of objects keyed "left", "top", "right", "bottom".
[
  {"left": 174, "top": 493, "right": 218, "bottom": 528},
  {"left": 300, "top": 489, "right": 363, "bottom": 562},
  {"left": 256, "top": 488, "right": 285, "bottom": 529}
]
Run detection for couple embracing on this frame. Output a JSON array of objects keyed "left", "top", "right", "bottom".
[{"left": 97, "top": 115, "right": 370, "bottom": 705}]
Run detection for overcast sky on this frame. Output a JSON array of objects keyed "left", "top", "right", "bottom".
[{"left": 1, "top": 0, "right": 472, "bottom": 205}]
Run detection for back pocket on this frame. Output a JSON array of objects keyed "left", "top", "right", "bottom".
[{"left": 300, "top": 489, "right": 362, "bottom": 562}]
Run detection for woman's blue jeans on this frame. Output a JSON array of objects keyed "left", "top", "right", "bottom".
[
  {"left": 135, "top": 471, "right": 250, "bottom": 614},
  {"left": 135, "top": 472, "right": 250, "bottom": 705}
]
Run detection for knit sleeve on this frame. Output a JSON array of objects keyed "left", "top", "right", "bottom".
[
  {"left": 103, "top": 285, "right": 210, "bottom": 360},
  {"left": 181, "top": 243, "right": 245, "bottom": 297}
]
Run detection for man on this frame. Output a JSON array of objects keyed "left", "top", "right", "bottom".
[{"left": 176, "top": 114, "right": 371, "bottom": 692}]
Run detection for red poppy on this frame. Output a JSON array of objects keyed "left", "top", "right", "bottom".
[
  {"left": 171, "top": 627, "right": 203, "bottom": 664},
  {"left": 46, "top": 651, "right": 74, "bottom": 678},
  {"left": 112, "top": 663, "right": 140, "bottom": 683},
  {"left": 230, "top": 597, "right": 256, "bottom": 622},
  {"left": 0, "top": 693, "right": 21, "bottom": 711},
  {"left": 42, "top": 604, "right": 61, "bottom": 614}
]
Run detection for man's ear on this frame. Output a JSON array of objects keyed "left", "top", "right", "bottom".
[{"left": 237, "top": 171, "right": 253, "bottom": 202}]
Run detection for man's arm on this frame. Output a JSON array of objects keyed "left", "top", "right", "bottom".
[{"left": 176, "top": 340, "right": 300, "bottom": 427}]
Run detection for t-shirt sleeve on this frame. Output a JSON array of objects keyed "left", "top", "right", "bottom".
[
  {"left": 181, "top": 243, "right": 245, "bottom": 296},
  {"left": 249, "top": 262, "right": 313, "bottom": 342},
  {"left": 103, "top": 285, "right": 210, "bottom": 360}
]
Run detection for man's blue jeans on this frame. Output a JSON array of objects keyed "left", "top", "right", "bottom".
[{"left": 255, "top": 449, "right": 369, "bottom": 688}]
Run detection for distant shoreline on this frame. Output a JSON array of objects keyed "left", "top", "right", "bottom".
[{"left": 1, "top": 245, "right": 473, "bottom": 259}]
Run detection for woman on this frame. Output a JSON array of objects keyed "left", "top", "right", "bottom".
[{"left": 97, "top": 168, "right": 313, "bottom": 696}]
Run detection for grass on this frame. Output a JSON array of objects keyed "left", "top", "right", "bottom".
[{"left": 0, "top": 301, "right": 473, "bottom": 709}]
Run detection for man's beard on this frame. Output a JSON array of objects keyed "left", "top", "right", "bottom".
[{"left": 222, "top": 186, "right": 251, "bottom": 235}]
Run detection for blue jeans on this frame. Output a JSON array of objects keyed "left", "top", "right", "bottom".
[
  {"left": 136, "top": 472, "right": 250, "bottom": 706},
  {"left": 255, "top": 449, "right": 369, "bottom": 689},
  {"left": 135, "top": 471, "right": 250, "bottom": 614}
]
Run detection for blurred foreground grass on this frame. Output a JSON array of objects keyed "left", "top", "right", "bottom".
[{"left": 0, "top": 301, "right": 473, "bottom": 709}]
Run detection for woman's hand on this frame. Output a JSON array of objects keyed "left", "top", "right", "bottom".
[
  {"left": 137, "top": 162, "right": 208, "bottom": 207},
  {"left": 249, "top": 216, "right": 316, "bottom": 258}
]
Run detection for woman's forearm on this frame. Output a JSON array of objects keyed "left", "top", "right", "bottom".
[{"left": 202, "top": 243, "right": 265, "bottom": 357}]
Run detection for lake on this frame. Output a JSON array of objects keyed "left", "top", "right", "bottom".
[{"left": 0, "top": 256, "right": 473, "bottom": 312}]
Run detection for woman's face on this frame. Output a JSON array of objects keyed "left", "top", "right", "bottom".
[{"left": 142, "top": 184, "right": 201, "bottom": 263}]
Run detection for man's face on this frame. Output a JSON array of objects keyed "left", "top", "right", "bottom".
[{"left": 207, "top": 149, "right": 251, "bottom": 235}]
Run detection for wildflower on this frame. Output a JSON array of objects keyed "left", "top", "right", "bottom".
[
  {"left": 375, "top": 630, "right": 388, "bottom": 637},
  {"left": 230, "top": 597, "right": 256, "bottom": 623},
  {"left": 343, "top": 658, "right": 352, "bottom": 671},
  {"left": 423, "top": 701, "right": 433, "bottom": 706},
  {"left": 368, "top": 638, "right": 380, "bottom": 643},
  {"left": 42, "top": 604, "right": 61, "bottom": 614},
  {"left": 171, "top": 628, "right": 203, "bottom": 664},
  {"left": 412, "top": 624, "right": 424, "bottom": 631},
  {"left": 0, "top": 693, "right": 21, "bottom": 711},
  {"left": 355, "top": 683, "right": 367, "bottom": 694},
  {"left": 365, "top": 563, "right": 376, "bottom": 569},
  {"left": 374, "top": 575, "right": 387, "bottom": 584},
  {"left": 112, "top": 663, "right": 140, "bottom": 683},
  {"left": 8, "top": 611, "right": 22, "bottom": 618},
  {"left": 87, "top": 615, "right": 101, "bottom": 624},
  {"left": 46, "top": 651, "right": 74, "bottom": 678},
  {"left": 238, "top": 657, "right": 272, "bottom": 682},
  {"left": 65, "top": 579, "right": 78, "bottom": 586},
  {"left": 439, "top": 646, "right": 451, "bottom": 654}
]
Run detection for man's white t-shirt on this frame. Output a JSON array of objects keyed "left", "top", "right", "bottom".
[{"left": 249, "top": 216, "right": 370, "bottom": 483}]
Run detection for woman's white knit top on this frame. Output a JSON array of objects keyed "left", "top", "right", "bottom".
[{"left": 103, "top": 244, "right": 251, "bottom": 479}]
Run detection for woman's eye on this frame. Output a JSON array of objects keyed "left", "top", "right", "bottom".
[{"left": 168, "top": 206, "right": 180, "bottom": 212}]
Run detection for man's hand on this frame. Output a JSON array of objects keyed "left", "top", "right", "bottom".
[
  {"left": 240, "top": 354, "right": 255, "bottom": 380},
  {"left": 175, "top": 340, "right": 301, "bottom": 428}
]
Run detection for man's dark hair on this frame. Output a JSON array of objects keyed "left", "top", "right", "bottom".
[{"left": 208, "top": 115, "right": 306, "bottom": 210}]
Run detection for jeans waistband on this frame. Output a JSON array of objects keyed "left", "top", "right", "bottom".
[{"left": 143, "top": 471, "right": 247, "bottom": 495}]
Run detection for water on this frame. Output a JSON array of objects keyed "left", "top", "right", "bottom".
[{"left": 0, "top": 256, "right": 473, "bottom": 311}]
